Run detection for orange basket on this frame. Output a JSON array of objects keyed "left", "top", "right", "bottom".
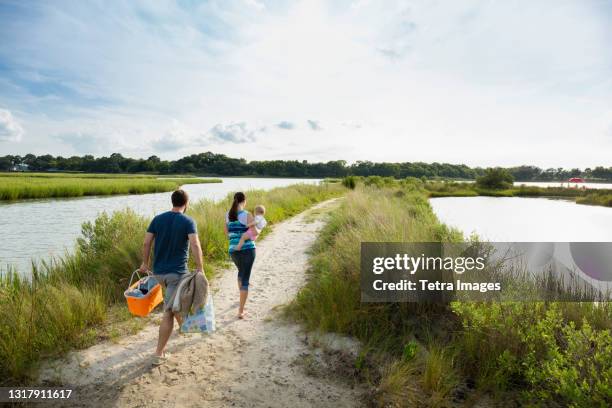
[{"left": 124, "top": 270, "right": 163, "bottom": 317}]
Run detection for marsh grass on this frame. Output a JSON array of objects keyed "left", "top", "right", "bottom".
[
  {"left": 0, "top": 173, "right": 221, "bottom": 200},
  {"left": 0, "top": 172, "right": 159, "bottom": 178},
  {"left": 576, "top": 192, "right": 612, "bottom": 207},
  {"left": 287, "top": 182, "right": 612, "bottom": 406},
  {"left": 424, "top": 179, "right": 612, "bottom": 207},
  {"left": 0, "top": 183, "right": 344, "bottom": 383}
]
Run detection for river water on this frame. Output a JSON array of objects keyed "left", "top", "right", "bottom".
[
  {"left": 430, "top": 196, "right": 612, "bottom": 242},
  {"left": 513, "top": 181, "right": 612, "bottom": 189},
  {"left": 452, "top": 181, "right": 612, "bottom": 189},
  {"left": 0, "top": 177, "right": 319, "bottom": 274}
]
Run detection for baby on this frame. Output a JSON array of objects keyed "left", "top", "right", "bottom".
[{"left": 235, "top": 205, "right": 267, "bottom": 250}]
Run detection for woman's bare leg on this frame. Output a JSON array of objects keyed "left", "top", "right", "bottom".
[{"left": 238, "top": 289, "right": 248, "bottom": 318}]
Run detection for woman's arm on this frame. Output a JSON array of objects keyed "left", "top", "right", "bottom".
[{"left": 223, "top": 222, "right": 229, "bottom": 238}]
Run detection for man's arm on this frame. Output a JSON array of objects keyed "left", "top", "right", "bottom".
[
  {"left": 189, "top": 233, "right": 204, "bottom": 273},
  {"left": 139, "top": 232, "right": 154, "bottom": 273}
]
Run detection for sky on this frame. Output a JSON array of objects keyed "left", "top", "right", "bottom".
[{"left": 0, "top": 0, "right": 611, "bottom": 168}]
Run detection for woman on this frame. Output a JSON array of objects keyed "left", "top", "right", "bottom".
[{"left": 224, "top": 192, "right": 256, "bottom": 319}]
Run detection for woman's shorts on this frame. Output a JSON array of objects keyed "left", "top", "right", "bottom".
[{"left": 230, "top": 248, "right": 256, "bottom": 291}]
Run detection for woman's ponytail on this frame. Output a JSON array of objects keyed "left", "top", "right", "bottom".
[{"left": 228, "top": 192, "right": 246, "bottom": 222}]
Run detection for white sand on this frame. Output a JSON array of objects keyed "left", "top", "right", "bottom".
[{"left": 39, "top": 199, "right": 365, "bottom": 407}]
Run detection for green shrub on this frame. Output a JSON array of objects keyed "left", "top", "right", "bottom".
[
  {"left": 363, "top": 175, "right": 397, "bottom": 188},
  {"left": 452, "top": 301, "right": 612, "bottom": 404},
  {"left": 475, "top": 168, "right": 514, "bottom": 190},
  {"left": 341, "top": 176, "right": 357, "bottom": 189}
]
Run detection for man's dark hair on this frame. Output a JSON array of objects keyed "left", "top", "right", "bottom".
[{"left": 171, "top": 189, "right": 189, "bottom": 207}]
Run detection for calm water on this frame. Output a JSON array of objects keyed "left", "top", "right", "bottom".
[
  {"left": 430, "top": 196, "right": 612, "bottom": 241},
  {"left": 0, "top": 177, "right": 319, "bottom": 274},
  {"left": 513, "top": 181, "right": 612, "bottom": 190},
  {"left": 457, "top": 180, "right": 612, "bottom": 190}
]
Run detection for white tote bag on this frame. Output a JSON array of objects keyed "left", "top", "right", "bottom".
[{"left": 180, "top": 295, "right": 215, "bottom": 334}]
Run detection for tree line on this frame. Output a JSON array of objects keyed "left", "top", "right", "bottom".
[{"left": 1, "top": 152, "right": 611, "bottom": 181}]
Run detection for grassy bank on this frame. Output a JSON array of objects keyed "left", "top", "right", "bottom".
[
  {"left": 0, "top": 173, "right": 221, "bottom": 200},
  {"left": 0, "top": 183, "right": 345, "bottom": 383},
  {"left": 576, "top": 192, "right": 612, "bottom": 207},
  {"left": 424, "top": 179, "right": 612, "bottom": 207},
  {"left": 287, "top": 180, "right": 612, "bottom": 406},
  {"left": 0, "top": 172, "right": 163, "bottom": 178}
]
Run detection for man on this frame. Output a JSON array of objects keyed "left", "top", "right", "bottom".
[{"left": 139, "top": 189, "right": 204, "bottom": 366}]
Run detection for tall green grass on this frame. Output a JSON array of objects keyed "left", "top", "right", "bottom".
[
  {"left": 576, "top": 192, "right": 612, "bottom": 207},
  {"left": 0, "top": 172, "right": 204, "bottom": 179},
  {"left": 0, "top": 174, "right": 221, "bottom": 200},
  {"left": 0, "top": 172, "right": 160, "bottom": 179},
  {"left": 287, "top": 184, "right": 612, "bottom": 406},
  {"left": 423, "top": 179, "right": 612, "bottom": 207},
  {"left": 0, "top": 183, "right": 344, "bottom": 383}
]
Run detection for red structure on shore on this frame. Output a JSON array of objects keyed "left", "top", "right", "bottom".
[{"left": 567, "top": 177, "right": 586, "bottom": 189}]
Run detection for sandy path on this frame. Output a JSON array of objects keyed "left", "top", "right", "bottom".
[{"left": 39, "top": 199, "right": 365, "bottom": 407}]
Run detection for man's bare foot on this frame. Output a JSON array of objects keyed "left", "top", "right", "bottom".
[
  {"left": 152, "top": 352, "right": 170, "bottom": 366},
  {"left": 238, "top": 311, "right": 246, "bottom": 319}
]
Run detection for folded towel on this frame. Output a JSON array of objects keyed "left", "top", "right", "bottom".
[{"left": 170, "top": 271, "right": 209, "bottom": 316}]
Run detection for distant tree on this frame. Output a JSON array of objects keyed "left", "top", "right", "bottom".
[
  {"left": 157, "top": 161, "right": 171, "bottom": 174},
  {"left": 3, "top": 151, "right": 609, "bottom": 181},
  {"left": 29, "top": 154, "right": 55, "bottom": 171},
  {"left": 476, "top": 168, "right": 514, "bottom": 189},
  {"left": 592, "top": 166, "right": 612, "bottom": 180},
  {"left": 22, "top": 154, "right": 36, "bottom": 166},
  {"left": 0, "top": 156, "right": 13, "bottom": 171},
  {"left": 508, "top": 165, "right": 542, "bottom": 181}
]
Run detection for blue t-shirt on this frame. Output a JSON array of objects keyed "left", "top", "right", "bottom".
[{"left": 147, "top": 211, "right": 197, "bottom": 275}]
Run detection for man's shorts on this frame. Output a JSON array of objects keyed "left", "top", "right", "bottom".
[{"left": 153, "top": 273, "right": 183, "bottom": 312}]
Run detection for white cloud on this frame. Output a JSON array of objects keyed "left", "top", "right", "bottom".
[
  {"left": 56, "top": 131, "right": 136, "bottom": 154},
  {"left": 244, "top": 0, "right": 265, "bottom": 10},
  {"left": 152, "top": 120, "right": 195, "bottom": 151},
  {"left": 2, "top": 1, "right": 612, "bottom": 167},
  {"left": 0, "top": 109, "right": 24, "bottom": 142},
  {"left": 276, "top": 121, "right": 295, "bottom": 130},
  {"left": 307, "top": 119, "right": 322, "bottom": 131},
  {"left": 56, "top": 132, "right": 108, "bottom": 154},
  {"left": 206, "top": 122, "right": 260, "bottom": 144},
  {"left": 340, "top": 121, "right": 362, "bottom": 130}
]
